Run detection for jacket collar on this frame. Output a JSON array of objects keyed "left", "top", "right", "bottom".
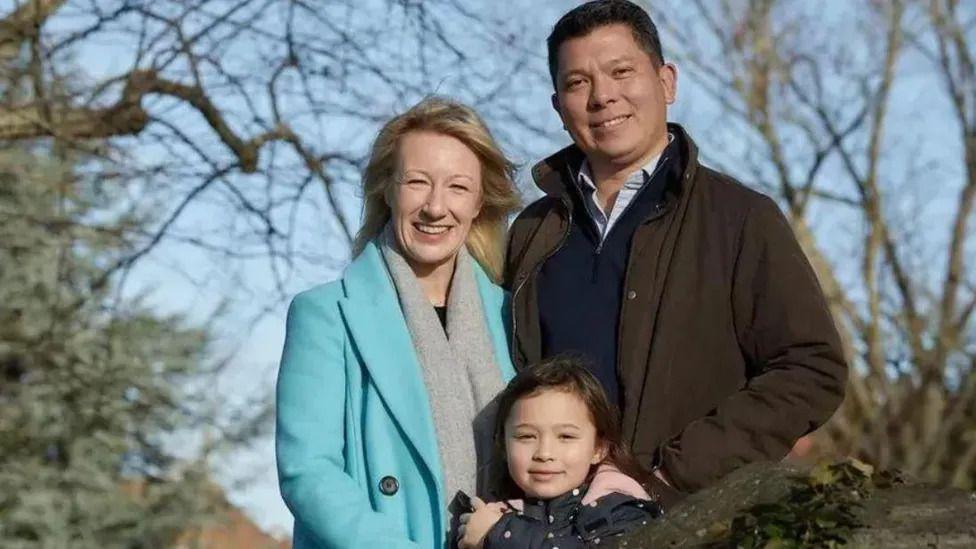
[
  {"left": 341, "top": 239, "right": 398, "bottom": 305},
  {"left": 530, "top": 122, "right": 700, "bottom": 201},
  {"left": 341, "top": 241, "right": 510, "bottom": 370}
]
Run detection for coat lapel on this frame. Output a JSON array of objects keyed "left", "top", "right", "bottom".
[{"left": 337, "top": 243, "right": 444, "bottom": 492}]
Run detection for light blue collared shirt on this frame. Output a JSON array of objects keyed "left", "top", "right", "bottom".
[{"left": 577, "top": 133, "right": 674, "bottom": 243}]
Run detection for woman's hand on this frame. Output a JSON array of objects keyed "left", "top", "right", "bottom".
[{"left": 457, "top": 496, "right": 506, "bottom": 549}]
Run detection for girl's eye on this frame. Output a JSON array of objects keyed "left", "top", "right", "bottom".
[
  {"left": 514, "top": 433, "right": 535, "bottom": 440},
  {"left": 405, "top": 179, "right": 429, "bottom": 187},
  {"left": 558, "top": 434, "right": 578, "bottom": 440}
]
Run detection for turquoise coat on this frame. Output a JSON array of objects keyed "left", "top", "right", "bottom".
[{"left": 276, "top": 242, "right": 516, "bottom": 549}]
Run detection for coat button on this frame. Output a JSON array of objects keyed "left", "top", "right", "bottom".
[
  {"left": 379, "top": 475, "right": 399, "bottom": 496},
  {"left": 627, "top": 290, "right": 637, "bottom": 300}
]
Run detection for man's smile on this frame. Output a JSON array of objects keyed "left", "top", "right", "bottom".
[{"left": 590, "top": 114, "right": 632, "bottom": 129}]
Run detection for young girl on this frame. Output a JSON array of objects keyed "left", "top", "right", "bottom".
[{"left": 458, "top": 356, "right": 664, "bottom": 548}]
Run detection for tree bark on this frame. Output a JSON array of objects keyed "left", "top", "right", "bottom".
[{"left": 620, "top": 462, "right": 976, "bottom": 548}]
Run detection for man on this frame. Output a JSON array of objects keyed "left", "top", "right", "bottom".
[{"left": 505, "top": 0, "right": 847, "bottom": 506}]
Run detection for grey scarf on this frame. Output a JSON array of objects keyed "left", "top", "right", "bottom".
[{"left": 379, "top": 229, "right": 505, "bottom": 503}]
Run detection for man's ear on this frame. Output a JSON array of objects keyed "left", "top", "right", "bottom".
[
  {"left": 551, "top": 93, "right": 569, "bottom": 131},
  {"left": 659, "top": 62, "right": 678, "bottom": 105}
]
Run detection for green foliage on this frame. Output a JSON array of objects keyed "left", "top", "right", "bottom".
[
  {"left": 716, "top": 460, "right": 905, "bottom": 549},
  {"left": 0, "top": 147, "right": 224, "bottom": 547}
]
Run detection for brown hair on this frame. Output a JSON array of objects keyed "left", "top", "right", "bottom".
[
  {"left": 352, "top": 96, "right": 521, "bottom": 282},
  {"left": 490, "top": 355, "right": 651, "bottom": 499}
]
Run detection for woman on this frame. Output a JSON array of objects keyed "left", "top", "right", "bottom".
[{"left": 276, "top": 97, "right": 521, "bottom": 549}]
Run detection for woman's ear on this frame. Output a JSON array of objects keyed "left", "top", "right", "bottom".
[{"left": 473, "top": 195, "right": 484, "bottom": 221}]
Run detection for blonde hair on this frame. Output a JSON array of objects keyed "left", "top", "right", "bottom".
[{"left": 353, "top": 97, "right": 521, "bottom": 282}]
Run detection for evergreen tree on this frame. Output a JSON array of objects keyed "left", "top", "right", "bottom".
[{"left": 0, "top": 147, "right": 223, "bottom": 547}]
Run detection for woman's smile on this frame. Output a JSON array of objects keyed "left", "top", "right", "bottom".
[{"left": 413, "top": 222, "right": 453, "bottom": 237}]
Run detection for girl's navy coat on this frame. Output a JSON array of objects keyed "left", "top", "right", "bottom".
[{"left": 483, "top": 485, "right": 663, "bottom": 548}]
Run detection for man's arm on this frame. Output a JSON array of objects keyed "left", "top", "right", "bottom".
[{"left": 659, "top": 195, "right": 848, "bottom": 492}]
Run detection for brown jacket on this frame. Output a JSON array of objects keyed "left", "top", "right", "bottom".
[{"left": 504, "top": 125, "right": 847, "bottom": 501}]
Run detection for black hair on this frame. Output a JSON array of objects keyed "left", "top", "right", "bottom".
[{"left": 547, "top": 0, "right": 664, "bottom": 89}]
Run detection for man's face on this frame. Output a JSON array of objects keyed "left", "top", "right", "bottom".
[{"left": 552, "top": 24, "right": 677, "bottom": 172}]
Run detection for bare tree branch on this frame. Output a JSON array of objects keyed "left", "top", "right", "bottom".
[{"left": 0, "top": 0, "right": 67, "bottom": 63}]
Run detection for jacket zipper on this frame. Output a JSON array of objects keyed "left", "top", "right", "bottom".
[
  {"left": 590, "top": 155, "right": 671, "bottom": 283},
  {"left": 510, "top": 197, "right": 573, "bottom": 367}
]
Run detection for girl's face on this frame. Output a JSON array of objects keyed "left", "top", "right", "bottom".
[{"left": 504, "top": 388, "right": 607, "bottom": 499}]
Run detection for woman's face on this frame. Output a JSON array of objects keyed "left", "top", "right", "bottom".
[
  {"left": 390, "top": 130, "right": 483, "bottom": 274},
  {"left": 505, "top": 389, "right": 606, "bottom": 499}
]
